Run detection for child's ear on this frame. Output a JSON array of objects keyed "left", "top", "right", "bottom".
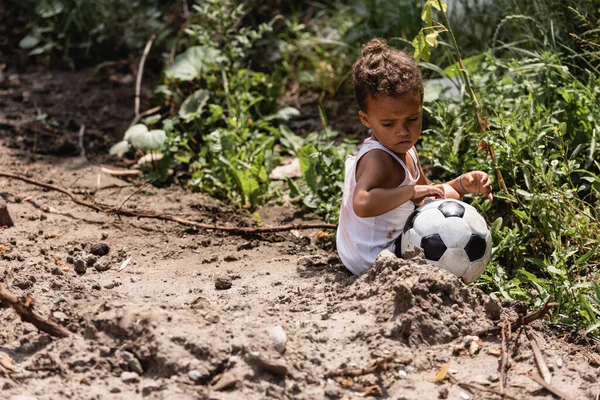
[{"left": 359, "top": 111, "right": 371, "bottom": 128}]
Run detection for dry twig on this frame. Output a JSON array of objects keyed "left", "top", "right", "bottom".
[
  {"left": 135, "top": 34, "right": 156, "bottom": 119},
  {"left": 0, "top": 284, "right": 70, "bottom": 338},
  {"left": 527, "top": 371, "right": 574, "bottom": 400},
  {"left": 500, "top": 318, "right": 509, "bottom": 393},
  {"left": 447, "top": 373, "right": 520, "bottom": 400},
  {"left": 326, "top": 353, "right": 397, "bottom": 378},
  {"left": 0, "top": 171, "right": 337, "bottom": 233},
  {"left": 525, "top": 327, "right": 552, "bottom": 384}
]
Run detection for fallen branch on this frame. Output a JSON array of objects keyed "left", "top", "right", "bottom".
[
  {"left": 0, "top": 284, "right": 70, "bottom": 338},
  {"left": 326, "top": 353, "right": 396, "bottom": 378},
  {"left": 526, "top": 371, "right": 574, "bottom": 400},
  {"left": 100, "top": 167, "right": 142, "bottom": 177},
  {"left": 447, "top": 373, "right": 520, "bottom": 400},
  {"left": 0, "top": 171, "right": 337, "bottom": 233}
]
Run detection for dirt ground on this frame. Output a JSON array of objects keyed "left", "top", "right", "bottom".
[{"left": 1, "top": 63, "right": 600, "bottom": 400}]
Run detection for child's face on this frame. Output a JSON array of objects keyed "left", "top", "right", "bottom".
[{"left": 358, "top": 91, "right": 422, "bottom": 155}]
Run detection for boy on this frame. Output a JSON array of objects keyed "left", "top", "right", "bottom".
[{"left": 337, "top": 38, "right": 493, "bottom": 275}]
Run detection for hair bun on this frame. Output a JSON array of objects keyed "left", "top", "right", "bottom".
[{"left": 361, "top": 38, "right": 388, "bottom": 57}]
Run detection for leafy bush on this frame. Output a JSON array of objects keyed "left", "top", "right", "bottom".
[
  {"left": 18, "top": 0, "right": 174, "bottom": 68},
  {"left": 421, "top": 49, "right": 600, "bottom": 334}
]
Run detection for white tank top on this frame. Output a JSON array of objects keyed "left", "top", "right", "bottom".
[{"left": 336, "top": 138, "right": 420, "bottom": 275}]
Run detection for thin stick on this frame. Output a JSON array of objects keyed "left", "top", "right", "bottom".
[
  {"left": 500, "top": 319, "right": 508, "bottom": 393},
  {"left": 135, "top": 34, "right": 156, "bottom": 118},
  {"left": 0, "top": 284, "right": 70, "bottom": 338},
  {"left": 447, "top": 373, "right": 520, "bottom": 400},
  {"left": 525, "top": 327, "right": 552, "bottom": 384},
  {"left": 0, "top": 171, "right": 337, "bottom": 233},
  {"left": 129, "top": 105, "right": 162, "bottom": 127},
  {"left": 326, "top": 353, "right": 396, "bottom": 378},
  {"left": 78, "top": 124, "right": 86, "bottom": 158},
  {"left": 474, "top": 299, "right": 558, "bottom": 337},
  {"left": 100, "top": 167, "right": 143, "bottom": 177},
  {"left": 527, "top": 372, "right": 574, "bottom": 400}
]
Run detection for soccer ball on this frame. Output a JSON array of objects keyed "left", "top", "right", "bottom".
[{"left": 396, "top": 199, "right": 492, "bottom": 283}]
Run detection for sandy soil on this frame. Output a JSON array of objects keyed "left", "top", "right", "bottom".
[{"left": 1, "top": 66, "right": 600, "bottom": 400}]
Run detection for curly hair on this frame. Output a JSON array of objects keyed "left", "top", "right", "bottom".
[{"left": 352, "top": 38, "right": 423, "bottom": 111}]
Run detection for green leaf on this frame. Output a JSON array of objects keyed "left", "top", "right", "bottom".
[
  {"left": 165, "top": 46, "right": 224, "bottom": 81},
  {"left": 412, "top": 30, "right": 431, "bottom": 63},
  {"left": 424, "top": 83, "right": 443, "bottom": 103},
  {"left": 19, "top": 35, "right": 40, "bottom": 50},
  {"left": 130, "top": 129, "right": 167, "bottom": 150},
  {"left": 429, "top": 0, "right": 447, "bottom": 13},
  {"left": 443, "top": 55, "right": 485, "bottom": 78},
  {"left": 109, "top": 140, "right": 130, "bottom": 155},
  {"left": 279, "top": 125, "right": 304, "bottom": 155},
  {"left": 421, "top": 3, "right": 433, "bottom": 26},
  {"left": 547, "top": 265, "right": 566, "bottom": 275},
  {"left": 299, "top": 144, "right": 318, "bottom": 192},
  {"left": 124, "top": 124, "right": 148, "bottom": 141},
  {"left": 179, "top": 89, "right": 210, "bottom": 120},
  {"left": 36, "top": 0, "right": 64, "bottom": 18},
  {"left": 275, "top": 106, "right": 300, "bottom": 121},
  {"left": 425, "top": 32, "right": 439, "bottom": 48}
]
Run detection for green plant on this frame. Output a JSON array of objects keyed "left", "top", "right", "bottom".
[{"left": 18, "top": 0, "right": 173, "bottom": 68}]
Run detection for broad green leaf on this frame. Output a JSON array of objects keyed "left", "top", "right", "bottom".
[
  {"left": 547, "top": 265, "right": 566, "bottom": 275},
  {"left": 179, "top": 89, "right": 210, "bottom": 120},
  {"left": 412, "top": 30, "right": 431, "bottom": 62},
  {"left": 428, "top": 0, "right": 447, "bottom": 12},
  {"left": 165, "top": 46, "right": 224, "bottom": 81},
  {"left": 421, "top": 3, "right": 433, "bottom": 26},
  {"left": 19, "top": 35, "right": 40, "bottom": 49},
  {"left": 279, "top": 125, "right": 304, "bottom": 155},
  {"left": 443, "top": 54, "right": 485, "bottom": 78},
  {"left": 124, "top": 124, "right": 148, "bottom": 141},
  {"left": 299, "top": 144, "right": 318, "bottom": 192},
  {"left": 275, "top": 106, "right": 300, "bottom": 121},
  {"left": 109, "top": 140, "right": 130, "bottom": 155},
  {"left": 130, "top": 129, "right": 167, "bottom": 150},
  {"left": 424, "top": 83, "right": 443, "bottom": 103}
]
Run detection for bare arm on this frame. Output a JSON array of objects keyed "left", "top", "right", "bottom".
[{"left": 352, "top": 151, "right": 444, "bottom": 218}]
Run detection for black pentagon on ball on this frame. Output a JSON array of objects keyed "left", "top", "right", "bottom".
[
  {"left": 421, "top": 234, "right": 447, "bottom": 261},
  {"left": 403, "top": 208, "right": 420, "bottom": 233},
  {"left": 438, "top": 200, "right": 465, "bottom": 218},
  {"left": 465, "top": 234, "right": 487, "bottom": 261}
]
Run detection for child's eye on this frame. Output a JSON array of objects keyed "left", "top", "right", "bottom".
[
  {"left": 407, "top": 118, "right": 418, "bottom": 122},
  {"left": 382, "top": 123, "right": 394, "bottom": 127}
]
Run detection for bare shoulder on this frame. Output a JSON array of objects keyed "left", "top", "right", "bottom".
[{"left": 356, "top": 149, "right": 405, "bottom": 189}]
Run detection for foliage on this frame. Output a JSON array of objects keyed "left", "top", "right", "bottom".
[
  {"left": 17, "top": 0, "right": 174, "bottom": 68},
  {"left": 416, "top": 2, "right": 600, "bottom": 334}
]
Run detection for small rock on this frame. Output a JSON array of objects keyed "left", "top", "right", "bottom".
[
  {"left": 0, "top": 198, "right": 14, "bottom": 227},
  {"left": 109, "top": 387, "right": 121, "bottom": 393},
  {"left": 90, "top": 243, "right": 110, "bottom": 256},
  {"left": 437, "top": 385, "right": 449, "bottom": 399},
  {"left": 188, "top": 369, "right": 202, "bottom": 382},
  {"left": 223, "top": 254, "right": 239, "bottom": 262},
  {"left": 122, "top": 351, "right": 144, "bottom": 375},
  {"left": 86, "top": 254, "right": 98, "bottom": 267},
  {"left": 104, "top": 280, "right": 121, "bottom": 289},
  {"left": 141, "top": 380, "right": 162, "bottom": 396},
  {"left": 556, "top": 357, "right": 563, "bottom": 368},
  {"left": 94, "top": 260, "right": 111, "bottom": 272},
  {"left": 52, "top": 311, "right": 69, "bottom": 323},
  {"left": 121, "top": 371, "right": 140, "bottom": 384},
  {"left": 267, "top": 325, "right": 287, "bottom": 354},
  {"left": 73, "top": 256, "right": 86, "bottom": 274},
  {"left": 324, "top": 379, "right": 343, "bottom": 399},
  {"left": 297, "top": 255, "right": 328, "bottom": 268},
  {"left": 215, "top": 276, "right": 232, "bottom": 290},
  {"left": 459, "top": 391, "right": 470, "bottom": 400},
  {"left": 101, "top": 232, "right": 109, "bottom": 240},
  {"left": 9, "top": 396, "right": 38, "bottom": 400}
]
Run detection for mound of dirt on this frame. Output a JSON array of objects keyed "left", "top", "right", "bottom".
[{"left": 335, "top": 249, "right": 502, "bottom": 346}]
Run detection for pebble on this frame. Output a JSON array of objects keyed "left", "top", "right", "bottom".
[
  {"left": 267, "top": 325, "right": 287, "bottom": 354},
  {"left": 120, "top": 371, "right": 140, "bottom": 384},
  {"left": 90, "top": 243, "right": 110, "bottom": 256},
  {"left": 556, "top": 357, "right": 563, "bottom": 368},
  {"left": 459, "top": 391, "right": 470, "bottom": 400},
  {"left": 73, "top": 256, "right": 86, "bottom": 274},
  {"left": 122, "top": 351, "right": 144, "bottom": 375},
  {"left": 215, "top": 276, "right": 232, "bottom": 290},
  {"left": 188, "top": 369, "right": 202, "bottom": 382},
  {"left": 398, "top": 369, "right": 407, "bottom": 377}
]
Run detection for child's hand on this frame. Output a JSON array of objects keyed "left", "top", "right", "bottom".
[
  {"left": 411, "top": 184, "right": 445, "bottom": 205},
  {"left": 460, "top": 171, "right": 493, "bottom": 201}
]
